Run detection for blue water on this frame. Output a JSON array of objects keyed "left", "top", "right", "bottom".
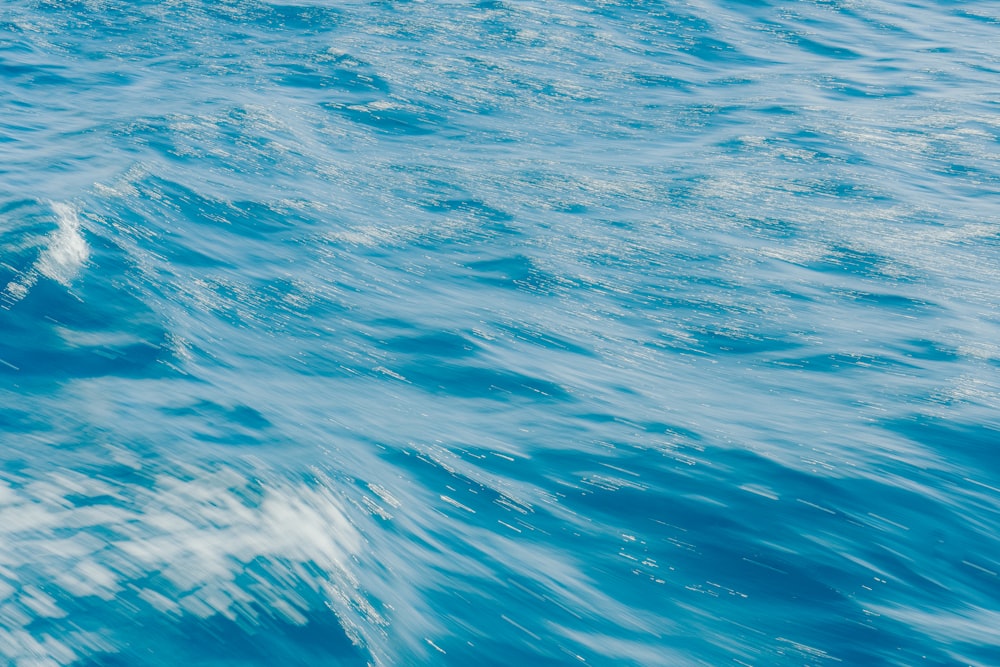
[{"left": 2, "top": 0, "right": 999, "bottom": 665}]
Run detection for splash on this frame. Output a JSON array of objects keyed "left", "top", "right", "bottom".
[
  {"left": 36, "top": 202, "right": 89, "bottom": 286},
  {"left": 2, "top": 202, "right": 89, "bottom": 308}
]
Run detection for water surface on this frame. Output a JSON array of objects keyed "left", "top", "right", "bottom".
[{"left": 2, "top": 1, "right": 999, "bottom": 665}]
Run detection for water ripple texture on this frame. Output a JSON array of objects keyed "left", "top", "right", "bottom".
[{"left": 1, "top": 1, "right": 999, "bottom": 665}]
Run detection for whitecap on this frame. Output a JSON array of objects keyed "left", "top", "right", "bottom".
[
  {"left": 35, "top": 202, "right": 89, "bottom": 287},
  {"left": 0, "top": 460, "right": 373, "bottom": 665},
  {"left": 1, "top": 202, "right": 90, "bottom": 309}
]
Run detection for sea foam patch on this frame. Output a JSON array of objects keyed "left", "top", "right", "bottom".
[
  {"left": 2, "top": 202, "right": 89, "bottom": 309},
  {"left": 0, "top": 456, "right": 375, "bottom": 666},
  {"left": 35, "top": 203, "right": 89, "bottom": 287}
]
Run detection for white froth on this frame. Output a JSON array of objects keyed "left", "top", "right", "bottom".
[
  {"left": 1, "top": 202, "right": 90, "bottom": 309},
  {"left": 0, "top": 462, "right": 369, "bottom": 665},
  {"left": 36, "top": 202, "right": 89, "bottom": 287}
]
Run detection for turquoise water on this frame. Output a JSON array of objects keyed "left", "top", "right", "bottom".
[{"left": 2, "top": 1, "right": 999, "bottom": 665}]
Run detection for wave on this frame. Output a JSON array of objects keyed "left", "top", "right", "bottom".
[
  {"left": 0, "top": 456, "right": 374, "bottom": 666},
  {"left": 3, "top": 202, "right": 88, "bottom": 310}
]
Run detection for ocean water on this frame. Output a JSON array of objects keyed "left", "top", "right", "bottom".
[{"left": 1, "top": 0, "right": 999, "bottom": 665}]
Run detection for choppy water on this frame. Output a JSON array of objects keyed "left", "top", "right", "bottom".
[{"left": 2, "top": 1, "right": 999, "bottom": 665}]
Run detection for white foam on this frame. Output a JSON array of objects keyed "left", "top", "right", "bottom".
[
  {"left": 0, "top": 461, "right": 370, "bottom": 665},
  {"left": 1, "top": 202, "right": 90, "bottom": 309},
  {"left": 36, "top": 202, "right": 89, "bottom": 287}
]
